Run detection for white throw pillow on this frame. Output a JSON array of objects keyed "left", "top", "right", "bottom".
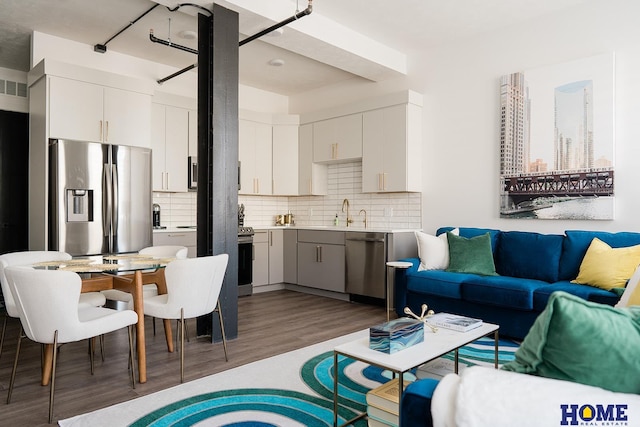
[
  {"left": 615, "top": 264, "right": 640, "bottom": 307},
  {"left": 415, "top": 228, "right": 459, "bottom": 271}
]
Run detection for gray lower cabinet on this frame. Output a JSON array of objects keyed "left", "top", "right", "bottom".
[
  {"left": 297, "top": 230, "right": 345, "bottom": 293},
  {"left": 283, "top": 229, "right": 297, "bottom": 283},
  {"left": 152, "top": 230, "right": 196, "bottom": 257}
]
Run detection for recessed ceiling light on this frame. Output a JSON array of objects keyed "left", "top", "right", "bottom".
[
  {"left": 268, "top": 58, "right": 285, "bottom": 67},
  {"left": 178, "top": 30, "right": 197, "bottom": 40}
]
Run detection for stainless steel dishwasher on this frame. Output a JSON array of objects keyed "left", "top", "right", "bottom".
[{"left": 345, "top": 232, "right": 387, "bottom": 299}]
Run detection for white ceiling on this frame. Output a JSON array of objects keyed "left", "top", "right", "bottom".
[{"left": 0, "top": 0, "right": 593, "bottom": 96}]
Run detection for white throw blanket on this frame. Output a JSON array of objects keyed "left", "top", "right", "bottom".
[{"left": 432, "top": 366, "right": 640, "bottom": 427}]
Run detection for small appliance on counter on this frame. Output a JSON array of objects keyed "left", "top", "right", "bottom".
[
  {"left": 275, "top": 211, "right": 294, "bottom": 226},
  {"left": 153, "top": 203, "right": 166, "bottom": 229}
]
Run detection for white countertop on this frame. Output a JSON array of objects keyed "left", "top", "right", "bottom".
[
  {"left": 154, "top": 225, "right": 420, "bottom": 234},
  {"left": 253, "top": 225, "right": 421, "bottom": 233},
  {"left": 152, "top": 227, "right": 197, "bottom": 233}
]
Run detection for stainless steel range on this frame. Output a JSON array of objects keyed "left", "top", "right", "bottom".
[{"left": 238, "top": 204, "right": 254, "bottom": 296}]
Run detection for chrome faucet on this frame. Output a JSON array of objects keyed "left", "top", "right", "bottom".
[
  {"left": 342, "top": 198, "right": 353, "bottom": 227},
  {"left": 359, "top": 209, "right": 368, "bottom": 229}
]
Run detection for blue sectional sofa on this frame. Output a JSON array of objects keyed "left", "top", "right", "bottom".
[{"left": 395, "top": 227, "right": 640, "bottom": 339}]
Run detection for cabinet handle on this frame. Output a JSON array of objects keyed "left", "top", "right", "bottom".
[
  {"left": 319, "top": 245, "right": 323, "bottom": 263},
  {"left": 383, "top": 172, "right": 388, "bottom": 191},
  {"left": 269, "top": 231, "right": 272, "bottom": 246},
  {"left": 99, "top": 120, "right": 103, "bottom": 141},
  {"left": 105, "top": 120, "right": 109, "bottom": 141},
  {"left": 315, "top": 245, "right": 319, "bottom": 262},
  {"left": 167, "top": 172, "right": 170, "bottom": 190}
]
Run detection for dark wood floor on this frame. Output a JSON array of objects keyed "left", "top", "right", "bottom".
[{"left": 0, "top": 290, "right": 385, "bottom": 426}]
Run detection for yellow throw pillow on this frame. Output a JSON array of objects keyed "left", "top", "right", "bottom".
[{"left": 571, "top": 238, "right": 640, "bottom": 290}]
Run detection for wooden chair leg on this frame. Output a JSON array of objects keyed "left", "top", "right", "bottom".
[
  {"left": 49, "top": 330, "right": 59, "bottom": 424},
  {"left": 128, "top": 325, "right": 136, "bottom": 389},
  {"left": 7, "top": 325, "right": 23, "bottom": 404},
  {"left": 89, "top": 338, "right": 95, "bottom": 375},
  {"left": 0, "top": 315, "right": 7, "bottom": 359},
  {"left": 217, "top": 300, "right": 228, "bottom": 362},
  {"left": 175, "top": 319, "right": 190, "bottom": 347},
  {"left": 180, "top": 308, "right": 185, "bottom": 383},
  {"left": 100, "top": 334, "right": 105, "bottom": 362}
]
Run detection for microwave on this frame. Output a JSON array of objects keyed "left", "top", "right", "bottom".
[{"left": 188, "top": 156, "right": 197, "bottom": 189}]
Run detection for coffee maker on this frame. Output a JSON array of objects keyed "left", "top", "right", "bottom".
[{"left": 153, "top": 204, "right": 162, "bottom": 229}]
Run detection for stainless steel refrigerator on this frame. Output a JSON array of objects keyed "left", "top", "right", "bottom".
[{"left": 49, "top": 139, "right": 152, "bottom": 256}]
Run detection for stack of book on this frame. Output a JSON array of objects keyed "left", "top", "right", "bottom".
[
  {"left": 366, "top": 378, "right": 407, "bottom": 427},
  {"left": 426, "top": 312, "right": 483, "bottom": 332}
]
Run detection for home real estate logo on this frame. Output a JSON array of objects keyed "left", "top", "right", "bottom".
[{"left": 561, "top": 403, "right": 628, "bottom": 426}]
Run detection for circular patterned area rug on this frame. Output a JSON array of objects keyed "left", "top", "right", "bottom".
[{"left": 128, "top": 336, "right": 517, "bottom": 426}]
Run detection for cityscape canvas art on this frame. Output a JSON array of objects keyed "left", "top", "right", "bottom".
[{"left": 499, "top": 53, "right": 615, "bottom": 220}]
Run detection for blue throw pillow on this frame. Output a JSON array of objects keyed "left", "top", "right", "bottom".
[
  {"left": 496, "top": 231, "right": 564, "bottom": 282},
  {"left": 559, "top": 230, "right": 640, "bottom": 280}
]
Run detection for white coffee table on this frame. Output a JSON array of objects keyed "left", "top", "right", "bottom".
[{"left": 332, "top": 322, "right": 499, "bottom": 427}]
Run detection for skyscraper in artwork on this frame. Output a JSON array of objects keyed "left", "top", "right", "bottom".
[
  {"left": 553, "top": 80, "right": 593, "bottom": 170},
  {"left": 500, "top": 72, "right": 530, "bottom": 175}
]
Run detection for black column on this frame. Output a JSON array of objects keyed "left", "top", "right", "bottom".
[{"left": 196, "top": 6, "right": 239, "bottom": 340}]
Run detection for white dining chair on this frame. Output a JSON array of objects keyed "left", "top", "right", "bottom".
[
  {"left": 0, "top": 251, "right": 106, "bottom": 360},
  {"left": 4, "top": 266, "right": 138, "bottom": 424},
  {"left": 143, "top": 254, "right": 229, "bottom": 383},
  {"left": 101, "top": 245, "right": 188, "bottom": 306}
]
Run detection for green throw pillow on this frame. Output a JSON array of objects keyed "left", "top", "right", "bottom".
[
  {"left": 445, "top": 232, "right": 497, "bottom": 276},
  {"left": 502, "top": 291, "right": 640, "bottom": 393}
]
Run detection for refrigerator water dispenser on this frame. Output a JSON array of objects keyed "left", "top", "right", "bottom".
[{"left": 66, "top": 189, "right": 93, "bottom": 222}]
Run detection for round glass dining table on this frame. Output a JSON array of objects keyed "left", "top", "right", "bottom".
[{"left": 33, "top": 254, "right": 175, "bottom": 385}]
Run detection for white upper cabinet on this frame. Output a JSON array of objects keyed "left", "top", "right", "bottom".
[
  {"left": 272, "top": 124, "right": 299, "bottom": 196},
  {"left": 49, "top": 77, "right": 103, "bottom": 142},
  {"left": 103, "top": 87, "right": 151, "bottom": 147},
  {"left": 298, "top": 123, "right": 327, "bottom": 195},
  {"left": 48, "top": 76, "right": 151, "bottom": 147},
  {"left": 312, "top": 113, "right": 363, "bottom": 163},
  {"left": 362, "top": 103, "right": 422, "bottom": 193},
  {"left": 151, "top": 104, "right": 188, "bottom": 192},
  {"left": 239, "top": 119, "right": 272, "bottom": 195}
]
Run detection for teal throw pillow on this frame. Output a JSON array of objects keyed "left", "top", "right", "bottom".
[
  {"left": 502, "top": 291, "right": 640, "bottom": 393},
  {"left": 445, "top": 232, "right": 497, "bottom": 276}
]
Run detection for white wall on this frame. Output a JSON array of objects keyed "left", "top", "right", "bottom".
[{"left": 291, "top": 0, "right": 640, "bottom": 235}]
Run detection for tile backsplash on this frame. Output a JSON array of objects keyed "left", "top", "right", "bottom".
[
  {"left": 153, "top": 161, "right": 422, "bottom": 230},
  {"left": 152, "top": 191, "right": 197, "bottom": 229}
]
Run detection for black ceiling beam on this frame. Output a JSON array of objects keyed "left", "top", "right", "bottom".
[
  {"left": 156, "top": 0, "right": 313, "bottom": 84},
  {"left": 94, "top": 3, "right": 160, "bottom": 53},
  {"left": 239, "top": 1, "right": 313, "bottom": 47}
]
